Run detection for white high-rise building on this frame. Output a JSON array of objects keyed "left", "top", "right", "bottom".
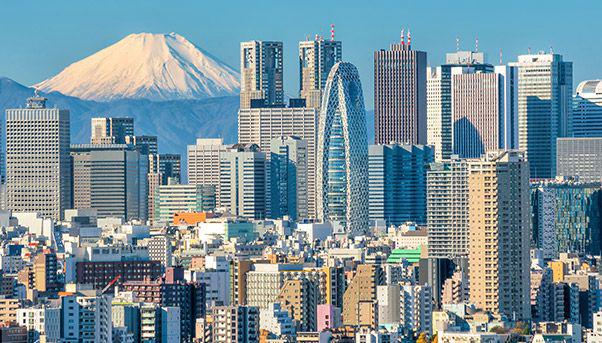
[
  {"left": 299, "top": 38, "right": 342, "bottom": 109},
  {"left": 240, "top": 41, "right": 284, "bottom": 109},
  {"left": 16, "top": 307, "right": 61, "bottom": 342},
  {"left": 5, "top": 94, "right": 72, "bottom": 220},
  {"left": 399, "top": 283, "right": 433, "bottom": 335},
  {"left": 511, "top": 53, "right": 572, "bottom": 178},
  {"left": 61, "top": 294, "right": 113, "bottom": 343},
  {"left": 219, "top": 144, "right": 266, "bottom": 219},
  {"left": 316, "top": 62, "right": 369, "bottom": 234},
  {"left": 187, "top": 138, "right": 227, "bottom": 198}
]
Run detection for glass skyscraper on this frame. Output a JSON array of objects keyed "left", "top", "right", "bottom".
[{"left": 316, "top": 62, "right": 369, "bottom": 234}]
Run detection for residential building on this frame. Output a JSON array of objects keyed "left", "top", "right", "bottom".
[
  {"left": 60, "top": 294, "right": 113, "bottom": 343},
  {"left": 468, "top": 150, "right": 531, "bottom": 320},
  {"left": 374, "top": 33, "right": 427, "bottom": 145},
  {"left": 316, "top": 61, "right": 369, "bottom": 234},
  {"left": 427, "top": 156, "right": 469, "bottom": 259},
  {"left": 212, "top": 306, "right": 259, "bottom": 343},
  {"left": 277, "top": 278, "right": 318, "bottom": 332},
  {"left": 5, "top": 94, "right": 71, "bottom": 220},
  {"left": 342, "top": 264, "right": 384, "bottom": 327}
]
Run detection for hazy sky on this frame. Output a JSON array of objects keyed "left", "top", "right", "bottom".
[{"left": 1, "top": 0, "right": 599, "bottom": 107}]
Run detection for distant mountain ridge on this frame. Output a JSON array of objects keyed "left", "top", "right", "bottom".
[
  {"left": 0, "top": 77, "right": 238, "bottom": 165},
  {"left": 35, "top": 32, "right": 240, "bottom": 102}
]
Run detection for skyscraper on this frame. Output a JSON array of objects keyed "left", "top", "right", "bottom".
[
  {"left": 573, "top": 80, "right": 602, "bottom": 137},
  {"left": 316, "top": 61, "right": 369, "bottom": 234},
  {"left": 450, "top": 65, "right": 518, "bottom": 158},
  {"left": 5, "top": 94, "right": 72, "bottom": 220},
  {"left": 155, "top": 184, "right": 216, "bottom": 225},
  {"left": 238, "top": 106, "right": 318, "bottom": 217},
  {"left": 71, "top": 144, "right": 148, "bottom": 220},
  {"left": 426, "top": 156, "right": 469, "bottom": 259},
  {"left": 219, "top": 144, "right": 266, "bottom": 219},
  {"left": 374, "top": 32, "right": 427, "bottom": 145},
  {"left": 187, "top": 138, "right": 227, "bottom": 187},
  {"left": 427, "top": 51, "right": 490, "bottom": 161},
  {"left": 511, "top": 53, "right": 572, "bottom": 178},
  {"left": 468, "top": 150, "right": 530, "bottom": 320},
  {"left": 158, "top": 153, "right": 181, "bottom": 185},
  {"left": 90, "top": 117, "right": 134, "bottom": 144},
  {"left": 269, "top": 136, "right": 308, "bottom": 220},
  {"left": 557, "top": 137, "right": 602, "bottom": 182},
  {"left": 299, "top": 38, "right": 342, "bottom": 109},
  {"left": 368, "top": 144, "right": 433, "bottom": 226},
  {"left": 240, "top": 41, "right": 284, "bottom": 109}
]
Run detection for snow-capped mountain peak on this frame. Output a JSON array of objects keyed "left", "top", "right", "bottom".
[{"left": 35, "top": 32, "right": 240, "bottom": 102}]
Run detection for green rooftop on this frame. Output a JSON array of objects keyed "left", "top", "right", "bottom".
[{"left": 387, "top": 248, "right": 421, "bottom": 263}]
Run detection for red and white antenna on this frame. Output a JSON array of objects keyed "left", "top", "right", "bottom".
[
  {"left": 400, "top": 28, "right": 405, "bottom": 45},
  {"left": 475, "top": 36, "right": 479, "bottom": 52},
  {"left": 407, "top": 29, "right": 411, "bottom": 48},
  {"left": 314, "top": 34, "right": 319, "bottom": 41},
  {"left": 330, "top": 24, "right": 335, "bottom": 41}
]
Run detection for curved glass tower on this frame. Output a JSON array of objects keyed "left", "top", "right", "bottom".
[{"left": 316, "top": 61, "right": 369, "bottom": 234}]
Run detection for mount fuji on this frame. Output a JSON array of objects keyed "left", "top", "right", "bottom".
[{"left": 35, "top": 32, "right": 240, "bottom": 102}]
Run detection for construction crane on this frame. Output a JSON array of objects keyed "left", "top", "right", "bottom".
[{"left": 101, "top": 275, "right": 121, "bottom": 295}]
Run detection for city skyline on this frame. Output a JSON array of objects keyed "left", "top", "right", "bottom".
[{"left": 1, "top": 0, "right": 601, "bottom": 107}]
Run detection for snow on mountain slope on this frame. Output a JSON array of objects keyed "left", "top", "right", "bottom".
[{"left": 35, "top": 32, "right": 240, "bottom": 102}]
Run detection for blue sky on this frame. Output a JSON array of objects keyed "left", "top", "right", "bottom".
[{"left": 0, "top": 0, "right": 598, "bottom": 107}]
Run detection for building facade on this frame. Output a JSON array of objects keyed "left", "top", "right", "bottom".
[
  {"left": 240, "top": 41, "right": 284, "bottom": 109},
  {"left": 316, "top": 61, "right": 369, "bottom": 234},
  {"left": 573, "top": 80, "right": 602, "bottom": 137},
  {"left": 5, "top": 95, "right": 72, "bottom": 220},
  {"left": 299, "top": 38, "right": 342, "bottom": 109},
  {"left": 269, "top": 136, "right": 308, "bottom": 220},
  {"left": 368, "top": 144, "right": 433, "bottom": 226},
  {"left": 155, "top": 184, "right": 216, "bottom": 225},
  {"left": 557, "top": 137, "right": 602, "bottom": 183},
  {"left": 374, "top": 37, "right": 427, "bottom": 145},
  {"left": 91, "top": 117, "right": 134, "bottom": 144},
  {"left": 511, "top": 53, "right": 572, "bottom": 178},
  {"left": 468, "top": 150, "right": 531, "bottom": 320}
]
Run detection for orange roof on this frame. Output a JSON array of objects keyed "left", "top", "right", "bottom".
[{"left": 172, "top": 212, "right": 214, "bottom": 225}]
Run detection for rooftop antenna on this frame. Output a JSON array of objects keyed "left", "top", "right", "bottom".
[
  {"left": 314, "top": 34, "right": 319, "bottom": 41},
  {"left": 528, "top": 47, "right": 532, "bottom": 54},
  {"left": 549, "top": 46, "right": 554, "bottom": 54},
  {"left": 407, "top": 29, "right": 411, "bottom": 48},
  {"left": 330, "top": 24, "right": 335, "bottom": 41},
  {"left": 401, "top": 28, "right": 405, "bottom": 45},
  {"left": 456, "top": 37, "right": 460, "bottom": 51},
  {"left": 499, "top": 48, "right": 503, "bottom": 65},
  {"left": 475, "top": 36, "right": 479, "bottom": 52}
]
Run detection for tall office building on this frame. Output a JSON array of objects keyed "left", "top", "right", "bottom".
[
  {"left": 557, "top": 137, "right": 602, "bottom": 182},
  {"left": 467, "top": 150, "right": 530, "bottom": 320},
  {"left": 71, "top": 144, "right": 148, "bottom": 220},
  {"left": 368, "top": 144, "right": 433, "bottom": 226},
  {"left": 238, "top": 106, "right": 318, "bottom": 217},
  {"left": 299, "top": 38, "right": 342, "bottom": 109},
  {"left": 427, "top": 51, "right": 490, "bottom": 161},
  {"left": 158, "top": 153, "right": 181, "bottom": 185},
  {"left": 573, "top": 80, "right": 602, "bottom": 137},
  {"left": 374, "top": 33, "right": 427, "bottom": 145},
  {"left": 91, "top": 117, "right": 134, "bottom": 144},
  {"left": 426, "top": 157, "right": 469, "bottom": 259},
  {"left": 187, "top": 138, "right": 227, "bottom": 187},
  {"left": 316, "top": 61, "right": 369, "bottom": 234},
  {"left": 511, "top": 53, "right": 572, "bottom": 178},
  {"left": 269, "top": 136, "right": 308, "bottom": 220},
  {"left": 451, "top": 65, "right": 518, "bottom": 158},
  {"left": 219, "top": 144, "right": 266, "bottom": 219},
  {"left": 240, "top": 41, "right": 284, "bottom": 109},
  {"left": 5, "top": 94, "right": 72, "bottom": 220}
]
